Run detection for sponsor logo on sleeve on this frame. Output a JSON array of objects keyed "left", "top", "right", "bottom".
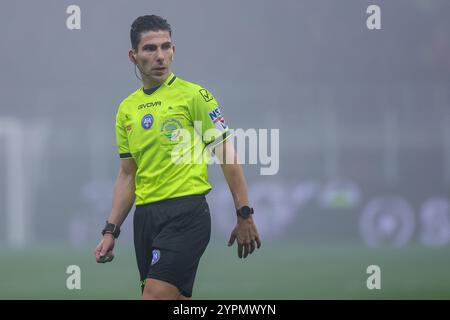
[{"left": 208, "top": 106, "right": 228, "bottom": 131}]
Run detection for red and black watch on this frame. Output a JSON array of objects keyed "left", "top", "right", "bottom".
[
  {"left": 236, "top": 206, "right": 254, "bottom": 219},
  {"left": 101, "top": 221, "right": 121, "bottom": 238}
]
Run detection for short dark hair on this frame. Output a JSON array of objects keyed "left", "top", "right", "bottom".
[{"left": 130, "top": 15, "right": 172, "bottom": 51}]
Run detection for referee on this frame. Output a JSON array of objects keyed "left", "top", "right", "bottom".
[{"left": 95, "top": 15, "right": 261, "bottom": 300}]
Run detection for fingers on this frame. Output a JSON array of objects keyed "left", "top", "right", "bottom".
[
  {"left": 228, "top": 233, "right": 236, "bottom": 247},
  {"left": 243, "top": 243, "right": 249, "bottom": 258},
  {"left": 100, "top": 244, "right": 108, "bottom": 257},
  {"left": 237, "top": 243, "right": 243, "bottom": 258},
  {"left": 95, "top": 240, "right": 115, "bottom": 263},
  {"left": 255, "top": 234, "right": 262, "bottom": 249},
  {"left": 97, "top": 251, "right": 114, "bottom": 263},
  {"left": 249, "top": 240, "right": 255, "bottom": 254},
  {"left": 100, "top": 252, "right": 114, "bottom": 263},
  {"left": 243, "top": 228, "right": 260, "bottom": 258},
  {"left": 95, "top": 243, "right": 103, "bottom": 261},
  {"left": 96, "top": 253, "right": 105, "bottom": 263},
  {"left": 241, "top": 237, "right": 260, "bottom": 258},
  {"left": 96, "top": 248, "right": 106, "bottom": 263},
  {"left": 229, "top": 225, "right": 262, "bottom": 259}
]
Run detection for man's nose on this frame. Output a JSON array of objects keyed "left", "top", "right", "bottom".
[{"left": 155, "top": 48, "right": 164, "bottom": 61}]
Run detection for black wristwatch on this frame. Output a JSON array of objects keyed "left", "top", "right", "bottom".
[
  {"left": 236, "top": 206, "right": 254, "bottom": 219},
  {"left": 102, "top": 221, "right": 121, "bottom": 239}
]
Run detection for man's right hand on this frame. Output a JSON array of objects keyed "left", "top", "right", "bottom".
[{"left": 95, "top": 234, "right": 115, "bottom": 263}]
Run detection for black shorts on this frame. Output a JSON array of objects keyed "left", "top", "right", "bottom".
[{"left": 133, "top": 194, "right": 211, "bottom": 297}]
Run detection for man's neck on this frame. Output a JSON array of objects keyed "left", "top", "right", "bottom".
[{"left": 142, "top": 72, "right": 170, "bottom": 90}]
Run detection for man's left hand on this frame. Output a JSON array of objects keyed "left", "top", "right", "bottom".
[{"left": 228, "top": 217, "right": 261, "bottom": 258}]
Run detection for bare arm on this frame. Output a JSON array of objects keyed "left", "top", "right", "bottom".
[
  {"left": 106, "top": 158, "right": 137, "bottom": 226},
  {"left": 213, "top": 139, "right": 261, "bottom": 258},
  {"left": 95, "top": 158, "right": 137, "bottom": 263},
  {"left": 214, "top": 139, "right": 249, "bottom": 209}
]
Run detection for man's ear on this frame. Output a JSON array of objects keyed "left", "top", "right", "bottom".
[{"left": 128, "top": 50, "right": 137, "bottom": 64}]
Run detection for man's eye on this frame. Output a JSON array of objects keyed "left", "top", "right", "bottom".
[
  {"left": 144, "top": 46, "right": 156, "bottom": 51},
  {"left": 162, "top": 44, "right": 171, "bottom": 50}
]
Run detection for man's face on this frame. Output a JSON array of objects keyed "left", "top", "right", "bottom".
[{"left": 130, "top": 30, "right": 175, "bottom": 82}]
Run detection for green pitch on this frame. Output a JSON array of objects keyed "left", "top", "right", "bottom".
[{"left": 1, "top": 242, "right": 449, "bottom": 299}]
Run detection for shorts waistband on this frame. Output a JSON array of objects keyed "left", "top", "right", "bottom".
[{"left": 136, "top": 194, "right": 206, "bottom": 208}]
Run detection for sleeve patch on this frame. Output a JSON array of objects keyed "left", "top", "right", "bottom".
[
  {"left": 208, "top": 106, "right": 228, "bottom": 131},
  {"left": 199, "top": 88, "right": 213, "bottom": 102}
]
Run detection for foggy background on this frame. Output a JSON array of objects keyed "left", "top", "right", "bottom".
[{"left": 1, "top": 0, "right": 449, "bottom": 299}]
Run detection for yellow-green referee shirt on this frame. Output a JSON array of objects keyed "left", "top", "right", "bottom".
[{"left": 115, "top": 73, "right": 231, "bottom": 205}]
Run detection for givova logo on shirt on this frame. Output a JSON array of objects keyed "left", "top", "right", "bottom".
[{"left": 209, "top": 106, "right": 228, "bottom": 131}]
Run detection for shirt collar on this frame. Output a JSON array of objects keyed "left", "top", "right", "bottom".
[
  {"left": 141, "top": 72, "right": 177, "bottom": 95},
  {"left": 141, "top": 73, "right": 176, "bottom": 96},
  {"left": 163, "top": 72, "right": 177, "bottom": 86}
]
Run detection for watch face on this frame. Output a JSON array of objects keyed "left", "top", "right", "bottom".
[{"left": 240, "top": 206, "right": 251, "bottom": 218}]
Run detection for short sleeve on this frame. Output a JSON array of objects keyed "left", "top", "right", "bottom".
[
  {"left": 189, "top": 87, "right": 231, "bottom": 148},
  {"left": 115, "top": 109, "right": 132, "bottom": 159}
]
